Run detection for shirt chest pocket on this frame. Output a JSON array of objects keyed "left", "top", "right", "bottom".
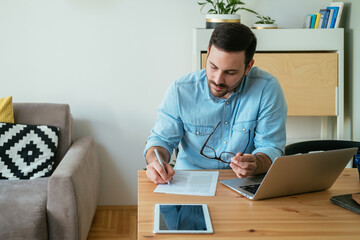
[
  {"left": 183, "top": 123, "right": 215, "bottom": 148},
  {"left": 232, "top": 120, "right": 257, "bottom": 134},
  {"left": 230, "top": 120, "right": 257, "bottom": 152}
]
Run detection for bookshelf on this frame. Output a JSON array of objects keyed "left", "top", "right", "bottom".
[{"left": 193, "top": 28, "right": 344, "bottom": 139}]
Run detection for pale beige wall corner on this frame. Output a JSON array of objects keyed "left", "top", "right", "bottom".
[{"left": 340, "top": 0, "right": 360, "bottom": 141}]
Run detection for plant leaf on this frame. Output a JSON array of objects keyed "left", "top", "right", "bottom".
[
  {"left": 208, "top": 9, "right": 216, "bottom": 14},
  {"left": 240, "top": 7, "right": 258, "bottom": 15},
  {"left": 197, "top": 0, "right": 256, "bottom": 15},
  {"left": 218, "top": 2, "right": 227, "bottom": 14}
]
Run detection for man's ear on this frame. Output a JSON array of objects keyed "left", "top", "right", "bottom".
[{"left": 245, "top": 59, "right": 255, "bottom": 75}]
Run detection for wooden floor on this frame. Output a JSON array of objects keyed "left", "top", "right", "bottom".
[{"left": 87, "top": 206, "right": 137, "bottom": 240}]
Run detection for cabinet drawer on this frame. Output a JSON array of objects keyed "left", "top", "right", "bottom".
[
  {"left": 254, "top": 53, "right": 337, "bottom": 116},
  {"left": 201, "top": 52, "right": 338, "bottom": 116}
]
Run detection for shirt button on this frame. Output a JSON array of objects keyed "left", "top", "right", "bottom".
[
  {"left": 226, "top": 102, "right": 229, "bottom": 104},
  {"left": 242, "top": 128, "right": 246, "bottom": 132},
  {"left": 225, "top": 121, "right": 228, "bottom": 125},
  {"left": 223, "top": 141, "right": 227, "bottom": 144},
  {"left": 196, "top": 131, "right": 200, "bottom": 135}
]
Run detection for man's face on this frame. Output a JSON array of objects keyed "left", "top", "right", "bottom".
[{"left": 206, "top": 45, "right": 254, "bottom": 99}]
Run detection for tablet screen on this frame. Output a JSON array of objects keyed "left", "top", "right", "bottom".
[{"left": 153, "top": 204, "right": 213, "bottom": 234}]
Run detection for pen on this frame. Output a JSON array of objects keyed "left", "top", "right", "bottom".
[{"left": 154, "top": 149, "right": 170, "bottom": 185}]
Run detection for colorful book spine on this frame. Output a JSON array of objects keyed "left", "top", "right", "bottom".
[
  {"left": 318, "top": 15, "right": 323, "bottom": 29},
  {"left": 327, "top": 9, "right": 334, "bottom": 28},
  {"left": 307, "top": 14, "right": 316, "bottom": 28},
  {"left": 314, "top": 13, "right": 321, "bottom": 29},
  {"left": 330, "top": 2, "right": 344, "bottom": 28},
  {"left": 319, "top": 9, "right": 330, "bottom": 28},
  {"left": 326, "top": 6, "right": 339, "bottom": 28}
]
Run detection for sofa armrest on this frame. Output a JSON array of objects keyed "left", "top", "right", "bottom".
[{"left": 47, "top": 137, "right": 99, "bottom": 240}]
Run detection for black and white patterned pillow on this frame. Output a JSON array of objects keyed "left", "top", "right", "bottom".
[{"left": 0, "top": 123, "right": 59, "bottom": 180}]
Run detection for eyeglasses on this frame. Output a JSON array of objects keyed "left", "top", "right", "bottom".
[{"left": 200, "top": 121, "right": 250, "bottom": 164}]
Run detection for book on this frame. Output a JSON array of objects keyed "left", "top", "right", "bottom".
[
  {"left": 304, "top": 15, "right": 312, "bottom": 28},
  {"left": 319, "top": 9, "right": 330, "bottom": 28},
  {"left": 307, "top": 14, "right": 316, "bottom": 28},
  {"left": 330, "top": 2, "right": 344, "bottom": 28},
  {"left": 313, "top": 13, "right": 321, "bottom": 29},
  {"left": 330, "top": 193, "right": 360, "bottom": 214},
  {"left": 326, "top": 6, "right": 339, "bottom": 28},
  {"left": 353, "top": 194, "right": 360, "bottom": 205},
  {"left": 327, "top": 9, "right": 334, "bottom": 28},
  {"left": 318, "top": 15, "right": 323, "bottom": 29},
  {"left": 305, "top": 2, "right": 344, "bottom": 30}
]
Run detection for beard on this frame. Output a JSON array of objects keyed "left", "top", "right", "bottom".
[
  {"left": 208, "top": 80, "right": 231, "bottom": 98},
  {"left": 207, "top": 75, "right": 245, "bottom": 99}
]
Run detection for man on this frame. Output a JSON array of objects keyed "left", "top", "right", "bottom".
[{"left": 144, "top": 23, "right": 287, "bottom": 184}]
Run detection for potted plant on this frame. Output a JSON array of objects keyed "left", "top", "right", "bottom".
[
  {"left": 197, "top": 0, "right": 258, "bottom": 29},
  {"left": 252, "top": 14, "right": 278, "bottom": 29}
]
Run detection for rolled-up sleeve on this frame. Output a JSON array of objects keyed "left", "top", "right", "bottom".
[
  {"left": 144, "top": 83, "right": 184, "bottom": 158},
  {"left": 252, "top": 77, "right": 287, "bottom": 161}
]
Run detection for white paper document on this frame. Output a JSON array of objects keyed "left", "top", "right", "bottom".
[{"left": 154, "top": 171, "right": 219, "bottom": 196}]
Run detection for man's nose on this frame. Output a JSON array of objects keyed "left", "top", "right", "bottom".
[{"left": 214, "top": 71, "right": 224, "bottom": 85}]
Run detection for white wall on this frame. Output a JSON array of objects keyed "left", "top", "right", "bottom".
[
  {"left": 2, "top": 0, "right": 357, "bottom": 205},
  {"left": 341, "top": 0, "right": 360, "bottom": 141}
]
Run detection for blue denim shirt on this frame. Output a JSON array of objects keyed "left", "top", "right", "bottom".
[{"left": 144, "top": 67, "right": 287, "bottom": 170}]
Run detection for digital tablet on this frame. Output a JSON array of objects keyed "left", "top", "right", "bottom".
[{"left": 153, "top": 204, "right": 213, "bottom": 234}]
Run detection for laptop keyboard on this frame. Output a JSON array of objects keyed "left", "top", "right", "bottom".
[{"left": 240, "top": 184, "right": 260, "bottom": 194}]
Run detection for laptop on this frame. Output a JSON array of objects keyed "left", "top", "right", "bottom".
[{"left": 220, "top": 147, "right": 358, "bottom": 200}]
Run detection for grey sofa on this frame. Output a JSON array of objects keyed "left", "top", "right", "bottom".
[{"left": 0, "top": 103, "right": 99, "bottom": 240}]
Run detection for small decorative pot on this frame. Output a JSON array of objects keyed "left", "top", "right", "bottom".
[
  {"left": 252, "top": 23, "right": 278, "bottom": 29},
  {"left": 206, "top": 14, "right": 240, "bottom": 29}
]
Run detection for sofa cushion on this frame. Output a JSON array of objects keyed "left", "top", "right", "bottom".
[
  {"left": 0, "top": 178, "right": 49, "bottom": 240},
  {"left": 13, "top": 103, "right": 72, "bottom": 169},
  {"left": 0, "top": 123, "right": 59, "bottom": 179},
  {"left": 0, "top": 96, "right": 14, "bottom": 123}
]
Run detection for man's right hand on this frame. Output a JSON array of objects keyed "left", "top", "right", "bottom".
[
  {"left": 146, "top": 160, "right": 175, "bottom": 184},
  {"left": 145, "top": 147, "right": 175, "bottom": 184}
]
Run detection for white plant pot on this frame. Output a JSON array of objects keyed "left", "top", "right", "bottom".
[
  {"left": 206, "top": 14, "right": 240, "bottom": 29},
  {"left": 252, "top": 23, "right": 278, "bottom": 29}
]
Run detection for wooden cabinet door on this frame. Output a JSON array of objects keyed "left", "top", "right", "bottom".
[
  {"left": 200, "top": 52, "right": 338, "bottom": 116},
  {"left": 253, "top": 53, "right": 338, "bottom": 116}
]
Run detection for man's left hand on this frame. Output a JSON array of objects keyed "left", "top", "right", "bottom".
[{"left": 230, "top": 153, "right": 272, "bottom": 178}]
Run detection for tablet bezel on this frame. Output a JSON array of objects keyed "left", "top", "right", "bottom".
[{"left": 153, "top": 203, "right": 213, "bottom": 234}]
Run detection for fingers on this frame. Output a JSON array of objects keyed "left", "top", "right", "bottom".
[
  {"left": 234, "top": 161, "right": 253, "bottom": 170},
  {"left": 155, "top": 161, "right": 172, "bottom": 182},
  {"left": 231, "top": 154, "right": 255, "bottom": 169},
  {"left": 165, "top": 163, "right": 175, "bottom": 177},
  {"left": 233, "top": 152, "right": 255, "bottom": 163},
  {"left": 230, "top": 162, "right": 247, "bottom": 178},
  {"left": 146, "top": 161, "right": 174, "bottom": 184},
  {"left": 146, "top": 165, "right": 167, "bottom": 184},
  {"left": 230, "top": 154, "right": 257, "bottom": 177}
]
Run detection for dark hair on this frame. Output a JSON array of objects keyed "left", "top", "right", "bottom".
[{"left": 208, "top": 23, "right": 257, "bottom": 66}]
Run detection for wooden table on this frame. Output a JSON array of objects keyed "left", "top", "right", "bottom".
[{"left": 138, "top": 169, "right": 360, "bottom": 239}]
